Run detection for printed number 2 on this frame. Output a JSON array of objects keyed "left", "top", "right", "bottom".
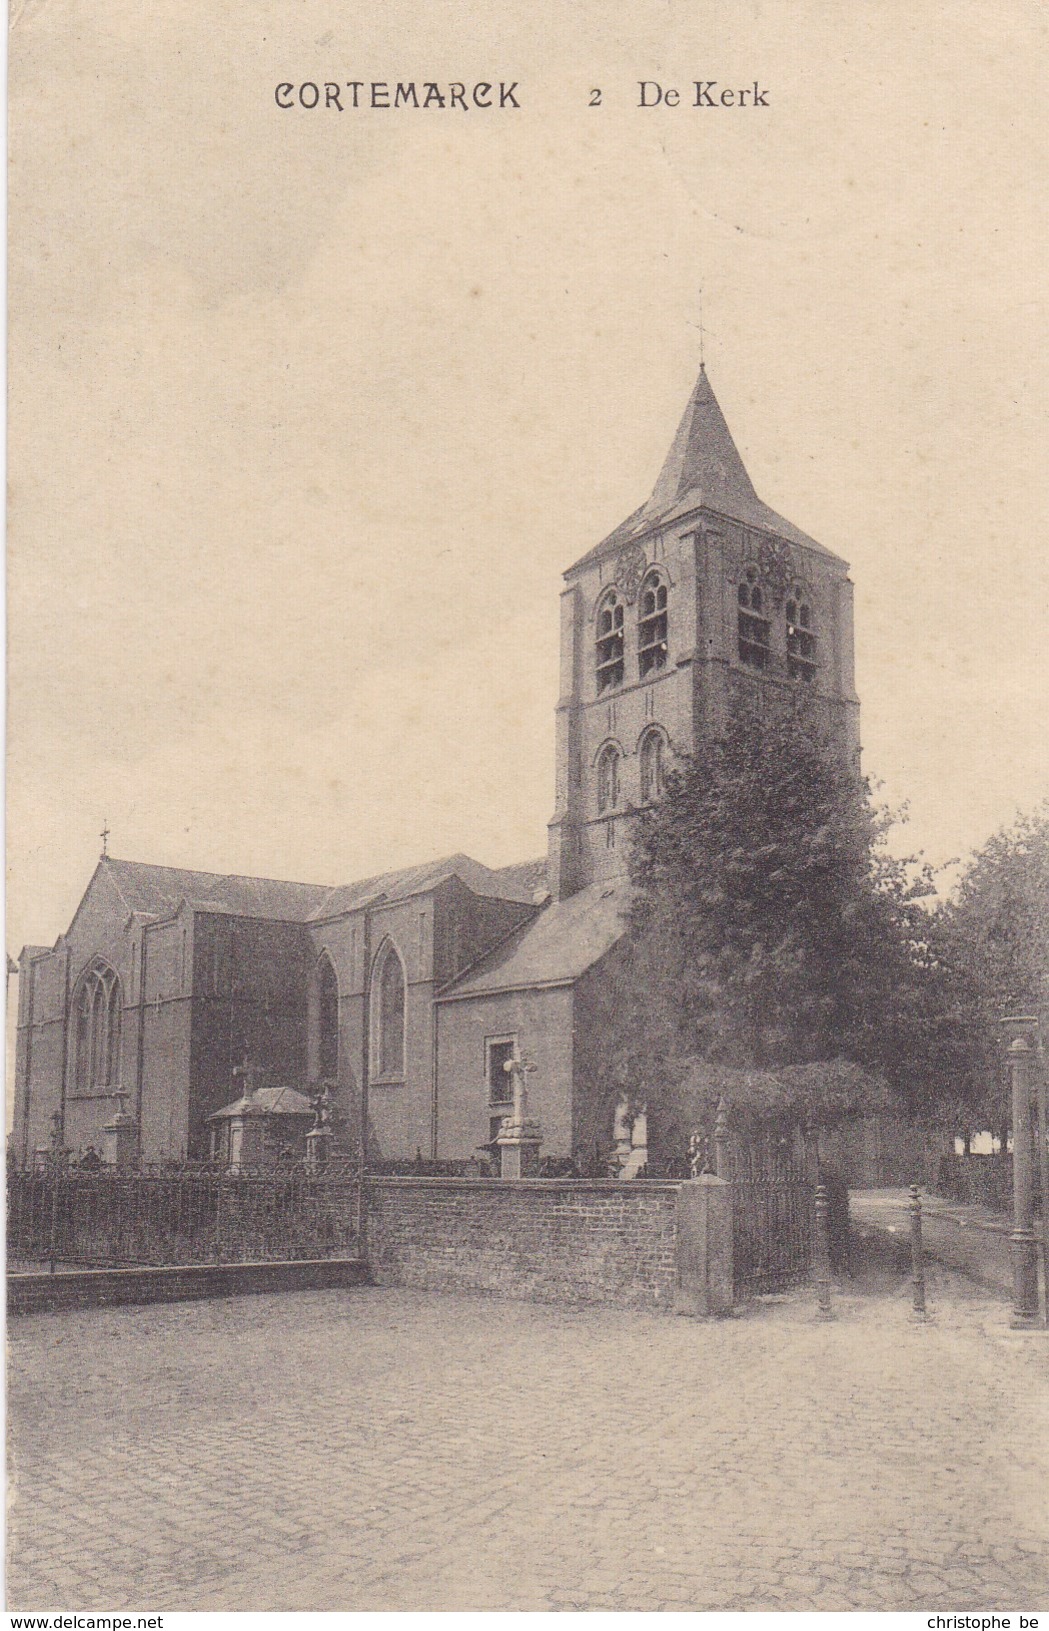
[{"left": 589, "top": 88, "right": 602, "bottom": 106}]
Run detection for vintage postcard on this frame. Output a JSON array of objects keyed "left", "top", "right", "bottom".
[{"left": 6, "top": 0, "right": 1048, "bottom": 1615}]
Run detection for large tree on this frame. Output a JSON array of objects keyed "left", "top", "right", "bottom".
[
  {"left": 935, "top": 806, "right": 1049, "bottom": 1134},
  {"left": 585, "top": 708, "right": 968, "bottom": 1155}
]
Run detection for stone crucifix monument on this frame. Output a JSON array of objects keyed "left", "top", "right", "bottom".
[{"left": 495, "top": 1051, "right": 543, "bottom": 1178}]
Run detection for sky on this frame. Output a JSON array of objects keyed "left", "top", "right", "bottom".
[{"left": 7, "top": 0, "right": 1049, "bottom": 960}]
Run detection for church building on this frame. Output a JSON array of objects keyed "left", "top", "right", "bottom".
[{"left": 12, "top": 363, "right": 860, "bottom": 1168}]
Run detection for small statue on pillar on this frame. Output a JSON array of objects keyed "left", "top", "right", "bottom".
[
  {"left": 689, "top": 1128, "right": 712, "bottom": 1178},
  {"left": 307, "top": 1080, "right": 336, "bottom": 1168},
  {"left": 495, "top": 1052, "right": 543, "bottom": 1178}
]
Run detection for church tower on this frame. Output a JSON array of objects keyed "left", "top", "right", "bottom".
[{"left": 547, "top": 363, "right": 861, "bottom": 900}]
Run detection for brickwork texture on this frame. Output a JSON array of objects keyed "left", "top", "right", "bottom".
[{"left": 366, "top": 1176, "right": 683, "bottom": 1309}]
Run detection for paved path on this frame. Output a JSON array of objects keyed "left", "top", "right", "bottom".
[
  {"left": 8, "top": 1268, "right": 1049, "bottom": 1612},
  {"left": 851, "top": 1188, "right": 1040, "bottom": 1297}
]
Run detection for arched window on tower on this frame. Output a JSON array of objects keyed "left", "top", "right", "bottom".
[
  {"left": 786, "top": 587, "right": 817, "bottom": 682},
  {"left": 596, "top": 591, "right": 625, "bottom": 692},
  {"left": 72, "top": 962, "right": 122, "bottom": 1096},
  {"left": 597, "top": 744, "right": 621, "bottom": 814},
  {"left": 638, "top": 572, "right": 669, "bottom": 677},
  {"left": 372, "top": 942, "right": 406, "bottom": 1082},
  {"left": 639, "top": 729, "right": 666, "bottom": 803},
  {"left": 738, "top": 567, "right": 770, "bottom": 670}
]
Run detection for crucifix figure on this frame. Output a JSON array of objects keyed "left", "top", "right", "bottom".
[
  {"left": 495, "top": 1051, "right": 543, "bottom": 1178},
  {"left": 503, "top": 1051, "right": 538, "bottom": 1126}
]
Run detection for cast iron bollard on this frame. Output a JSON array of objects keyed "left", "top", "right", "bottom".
[
  {"left": 909, "top": 1183, "right": 928, "bottom": 1321},
  {"left": 814, "top": 1183, "right": 834, "bottom": 1320},
  {"left": 1002, "top": 1016, "right": 1041, "bottom": 1329}
]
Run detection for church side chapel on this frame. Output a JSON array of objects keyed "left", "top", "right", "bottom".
[{"left": 13, "top": 361, "right": 859, "bottom": 1171}]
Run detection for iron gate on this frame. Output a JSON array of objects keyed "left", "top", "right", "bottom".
[{"left": 726, "top": 1147, "right": 815, "bottom": 1297}]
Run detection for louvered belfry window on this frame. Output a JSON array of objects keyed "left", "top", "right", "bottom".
[
  {"left": 596, "top": 592, "right": 625, "bottom": 692},
  {"left": 786, "top": 589, "right": 817, "bottom": 682},
  {"left": 738, "top": 567, "right": 771, "bottom": 670},
  {"left": 638, "top": 572, "right": 669, "bottom": 677}
]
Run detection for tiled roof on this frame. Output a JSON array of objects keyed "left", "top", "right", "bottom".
[
  {"left": 103, "top": 859, "right": 331, "bottom": 923},
  {"left": 308, "top": 852, "right": 542, "bottom": 920},
  {"left": 490, "top": 857, "right": 550, "bottom": 899},
  {"left": 100, "top": 851, "right": 543, "bottom": 926},
  {"left": 207, "top": 1086, "right": 314, "bottom": 1121},
  {"left": 438, "top": 879, "right": 630, "bottom": 999},
  {"left": 566, "top": 364, "right": 840, "bottom": 575}
]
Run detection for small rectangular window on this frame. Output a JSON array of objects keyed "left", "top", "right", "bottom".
[{"left": 486, "top": 1037, "right": 516, "bottom": 1103}]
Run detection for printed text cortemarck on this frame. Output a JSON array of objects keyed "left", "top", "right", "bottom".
[{"left": 275, "top": 81, "right": 521, "bottom": 110}]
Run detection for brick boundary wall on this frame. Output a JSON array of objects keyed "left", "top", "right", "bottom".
[
  {"left": 365, "top": 1176, "right": 733, "bottom": 1315},
  {"left": 8, "top": 1257, "right": 370, "bottom": 1316},
  {"left": 7, "top": 1179, "right": 736, "bottom": 1317}
]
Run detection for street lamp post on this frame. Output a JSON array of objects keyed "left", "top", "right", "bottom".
[{"left": 1002, "top": 1016, "right": 1041, "bottom": 1330}]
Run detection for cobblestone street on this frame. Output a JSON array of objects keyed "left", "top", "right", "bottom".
[{"left": 8, "top": 1266, "right": 1049, "bottom": 1612}]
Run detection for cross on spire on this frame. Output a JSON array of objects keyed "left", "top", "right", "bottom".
[
  {"left": 686, "top": 287, "right": 713, "bottom": 369},
  {"left": 100, "top": 820, "right": 110, "bottom": 859}
]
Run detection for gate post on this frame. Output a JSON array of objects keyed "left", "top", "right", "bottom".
[
  {"left": 814, "top": 1183, "right": 834, "bottom": 1320},
  {"left": 675, "top": 1175, "right": 734, "bottom": 1317}
]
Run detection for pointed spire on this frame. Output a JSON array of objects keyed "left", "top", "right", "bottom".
[
  {"left": 648, "top": 364, "right": 758, "bottom": 513},
  {"left": 565, "top": 356, "right": 835, "bottom": 577}
]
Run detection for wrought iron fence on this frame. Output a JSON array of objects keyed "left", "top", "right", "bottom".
[
  {"left": 7, "top": 1164, "right": 362, "bottom": 1272},
  {"left": 725, "top": 1146, "right": 815, "bottom": 1297}
]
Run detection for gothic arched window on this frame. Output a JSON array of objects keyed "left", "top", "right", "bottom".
[
  {"left": 597, "top": 744, "right": 621, "bottom": 813},
  {"left": 639, "top": 729, "right": 666, "bottom": 803},
  {"left": 596, "top": 591, "right": 625, "bottom": 693},
  {"left": 638, "top": 571, "right": 669, "bottom": 677},
  {"left": 372, "top": 942, "right": 406, "bottom": 1082},
  {"left": 72, "top": 963, "right": 122, "bottom": 1095},
  {"left": 738, "top": 567, "right": 770, "bottom": 670},
  {"left": 786, "top": 587, "right": 817, "bottom": 683},
  {"left": 313, "top": 953, "right": 340, "bottom": 1081}
]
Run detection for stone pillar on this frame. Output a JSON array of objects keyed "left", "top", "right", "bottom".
[
  {"left": 1002, "top": 1015, "right": 1041, "bottom": 1330},
  {"left": 496, "top": 1116, "right": 543, "bottom": 1178},
  {"left": 674, "top": 1174, "right": 734, "bottom": 1317},
  {"left": 101, "top": 1108, "right": 137, "bottom": 1169},
  {"left": 306, "top": 1126, "right": 333, "bottom": 1168},
  {"left": 228, "top": 1113, "right": 266, "bottom": 1171},
  {"left": 496, "top": 1053, "right": 543, "bottom": 1178}
]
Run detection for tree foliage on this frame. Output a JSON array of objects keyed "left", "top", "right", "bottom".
[
  {"left": 934, "top": 805, "right": 1049, "bottom": 1128},
  {"left": 594, "top": 709, "right": 968, "bottom": 1147}
]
